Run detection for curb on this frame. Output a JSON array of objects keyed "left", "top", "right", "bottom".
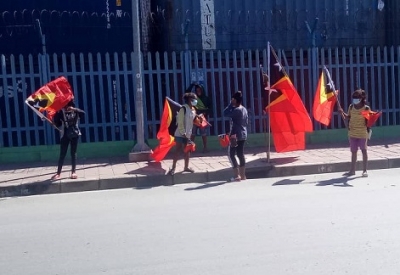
[{"left": 1, "top": 157, "right": 399, "bottom": 198}]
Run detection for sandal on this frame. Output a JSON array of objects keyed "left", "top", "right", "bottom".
[
  {"left": 70, "top": 173, "right": 78, "bottom": 179},
  {"left": 167, "top": 168, "right": 175, "bottom": 176},
  {"left": 362, "top": 171, "right": 368, "bottom": 177},
  {"left": 343, "top": 171, "right": 355, "bottom": 177},
  {"left": 228, "top": 177, "right": 241, "bottom": 182},
  {"left": 51, "top": 174, "right": 61, "bottom": 180},
  {"left": 183, "top": 167, "right": 195, "bottom": 173}
]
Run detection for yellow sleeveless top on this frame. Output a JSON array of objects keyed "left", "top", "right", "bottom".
[{"left": 348, "top": 105, "right": 368, "bottom": 139}]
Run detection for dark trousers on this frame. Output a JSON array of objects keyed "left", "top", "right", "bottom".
[
  {"left": 228, "top": 140, "right": 245, "bottom": 168},
  {"left": 57, "top": 135, "right": 79, "bottom": 174}
]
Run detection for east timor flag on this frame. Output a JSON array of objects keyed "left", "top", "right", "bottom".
[
  {"left": 26, "top": 76, "right": 74, "bottom": 120},
  {"left": 361, "top": 110, "right": 382, "bottom": 127},
  {"left": 151, "top": 97, "right": 182, "bottom": 162},
  {"left": 313, "top": 71, "right": 337, "bottom": 126},
  {"left": 265, "top": 75, "right": 313, "bottom": 153}
]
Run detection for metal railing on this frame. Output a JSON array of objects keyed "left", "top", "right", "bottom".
[{"left": 1, "top": 45, "right": 399, "bottom": 147}]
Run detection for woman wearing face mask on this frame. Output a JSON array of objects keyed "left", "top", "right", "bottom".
[
  {"left": 339, "top": 89, "right": 370, "bottom": 177},
  {"left": 167, "top": 92, "right": 198, "bottom": 176}
]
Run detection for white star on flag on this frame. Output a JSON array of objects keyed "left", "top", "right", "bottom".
[
  {"left": 265, "top": 87, "right": 278, "bottom": 94},
  {"left": 274, "top": 62, "right": 283, "bottom": 72}
]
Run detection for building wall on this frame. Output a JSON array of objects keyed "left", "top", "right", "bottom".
[
  {"left": 0, "top": 0, "right": 398, "bottom": 56},
  {"left": 151, "top": 0, "right": 389, "bottom": 51}
]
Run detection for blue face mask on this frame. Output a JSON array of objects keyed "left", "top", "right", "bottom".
[
  {"left": 191, "top": 99, "right": 198, "bottom": 106},
  {"left": 352, "top": 98, "right": 361, "bottom": 105}
]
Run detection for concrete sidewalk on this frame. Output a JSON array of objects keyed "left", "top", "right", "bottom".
[{"left": 1, "top": 140, "right": 400, "bottom": 198}]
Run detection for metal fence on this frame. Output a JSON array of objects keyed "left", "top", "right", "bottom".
[{"left": 1, "top": 45, "right": 399, "bottom": 148}]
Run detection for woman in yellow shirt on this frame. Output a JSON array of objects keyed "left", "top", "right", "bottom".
[{"left": 339, "top": 89, "right": 370, "bottom": 177}]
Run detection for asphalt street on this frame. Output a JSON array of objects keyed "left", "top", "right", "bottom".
[{"left": 1, "top": 169, "right": 400, "bottom": 275}]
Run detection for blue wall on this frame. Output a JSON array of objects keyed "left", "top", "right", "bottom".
[{"left": 1, "top": 0, "right": 399, "bottom": 56}]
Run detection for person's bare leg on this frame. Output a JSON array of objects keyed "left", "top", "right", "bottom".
[
  {"left": 350, "top": 151, "right": 357, "bottom": 174},
  {"left": 169, "top": 143, "right": 183, "bottom": 175},
  {"left": 202, "top": 135, "right": 208, "bottom": 152},
  {"left": 361, "top": 149, "right": 368, "bottom": 176}
]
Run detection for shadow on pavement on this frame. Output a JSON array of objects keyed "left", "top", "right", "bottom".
[
  {"left": 273, "top": 179, "right": 305, "bottom": 186},
  {"left": 184, "top": 181, "right": 228, "bottom": 191},
  {"left": 0, "top": 164, "right": 108, "bottom": 184},
  {"left": 125, "top": 161, "right": 166, "bottom": 176},
  {"left": 315, "top": 176, "right": 360, "bottom": 187},
  {"left": 261, "top": 156, "right": 299, "bottom": 165}
]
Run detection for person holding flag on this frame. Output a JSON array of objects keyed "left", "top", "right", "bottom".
[
  {"left": 51, "top": 100, "right": 85, "bottom": 180},
  {"left": 339, "top": 89, "right": 372, "bottom": 177},
  {"left": 167, "top": 92, "right": 199, "bottom": 176}
]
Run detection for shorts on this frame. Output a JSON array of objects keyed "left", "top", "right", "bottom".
[
  {"left": 174, "top": 136, "right": 188, "bottom": 145},
  {"left": 192, "top": 124, "right": 209, "bottom": 137},
  {"left": 349, "top": 137, "right": 367, "bottom": 152}
]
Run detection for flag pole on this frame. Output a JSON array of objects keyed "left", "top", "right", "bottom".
[
  {"left": 323, "top": 65, "right": 347, "bottom": 127},
  {"left": 266, "top": 42, "right": 271, "bottom": 163},
  {"left": 259, "top": 64, "right": 268, "bottom": 161},
  {"left": 270, "top": 45, "right": 288, "bottom": 77},
  {"left": 24, "top": 101, "right": 61, "bottom": 132}
]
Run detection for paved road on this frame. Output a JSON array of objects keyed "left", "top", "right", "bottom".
[{"left": 1, "top": 169, "right": 400, "bottom": 275}]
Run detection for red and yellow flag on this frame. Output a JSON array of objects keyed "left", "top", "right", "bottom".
[
  {"left": 361, "top": 110, "right": 382, "bottom": 127},
  {"left": 265, "top": 75, "right": 313, "bottom": 153},
  {"left": 151, "top": 97, "right": 182, "bottom": 162},
  {"left": 313, "top": 72, "right": 336, "bottom": 126},
  {"left": 26, "top": 76, "right": 74, "bottom": 119}
]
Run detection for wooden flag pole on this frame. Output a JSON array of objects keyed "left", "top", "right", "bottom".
[
  {"left": 323, "top": 65, "right": 348, "bottom": 127},
  {"left": 24, "top": 101, "right": 61, "bottom": 132},
  {"left": 270, "top": 45, "right": 289, "bottom": 78},
  {"left": 259, "top": 64, "right": 269, "bottom": 162},
  {"left": 266, "top": 42, "right": 272, "bottom": 163}
]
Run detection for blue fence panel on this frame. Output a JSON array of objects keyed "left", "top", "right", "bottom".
[
  {"left": 1, "top": 45, "right": 400, "bottom": 148},
  {"left": 0, "top": 54, "right": 46, "bottom": 147}
]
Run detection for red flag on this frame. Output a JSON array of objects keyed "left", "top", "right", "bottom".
[
  {"left": 265, "top": 76, "right": 313, "bottom": 153},
  {"left": 193, "top": 113, "right": 211, "bottom": 128},
  {"left": 313, "top": 71, "right": 337, "bottom": 126},
  {"left": 26, "top": 77, "right": 74, "bottom": 119},
  {"left": 151, "top": 97, "right": 182, "bottom": 162},
  {"left": 361, "top": 110, "right": 382, "bottom": 127}
]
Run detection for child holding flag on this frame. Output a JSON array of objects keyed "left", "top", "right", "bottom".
[{"left": 339, "top": 89, "right": 370, "bottom": 177}]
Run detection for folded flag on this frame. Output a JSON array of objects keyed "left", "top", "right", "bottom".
[
  {"left": 25, "top": 76, "right": 74, "bottom": 120},
  {"left": 194, "top": 114, "right": 211, "bottom": 129},
  {"left": 362, "top": 110, "right": 382, "bottom": 127},
  {"left": 184, "top": 140, "right": 196, "bottom": 153},
  {"left": 218, "top": 134, "right": 230, "bottom": 148}
]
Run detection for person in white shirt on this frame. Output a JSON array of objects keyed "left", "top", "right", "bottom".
[{"left": 168, "top": 92, "right": 199, "bottom": 176}]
